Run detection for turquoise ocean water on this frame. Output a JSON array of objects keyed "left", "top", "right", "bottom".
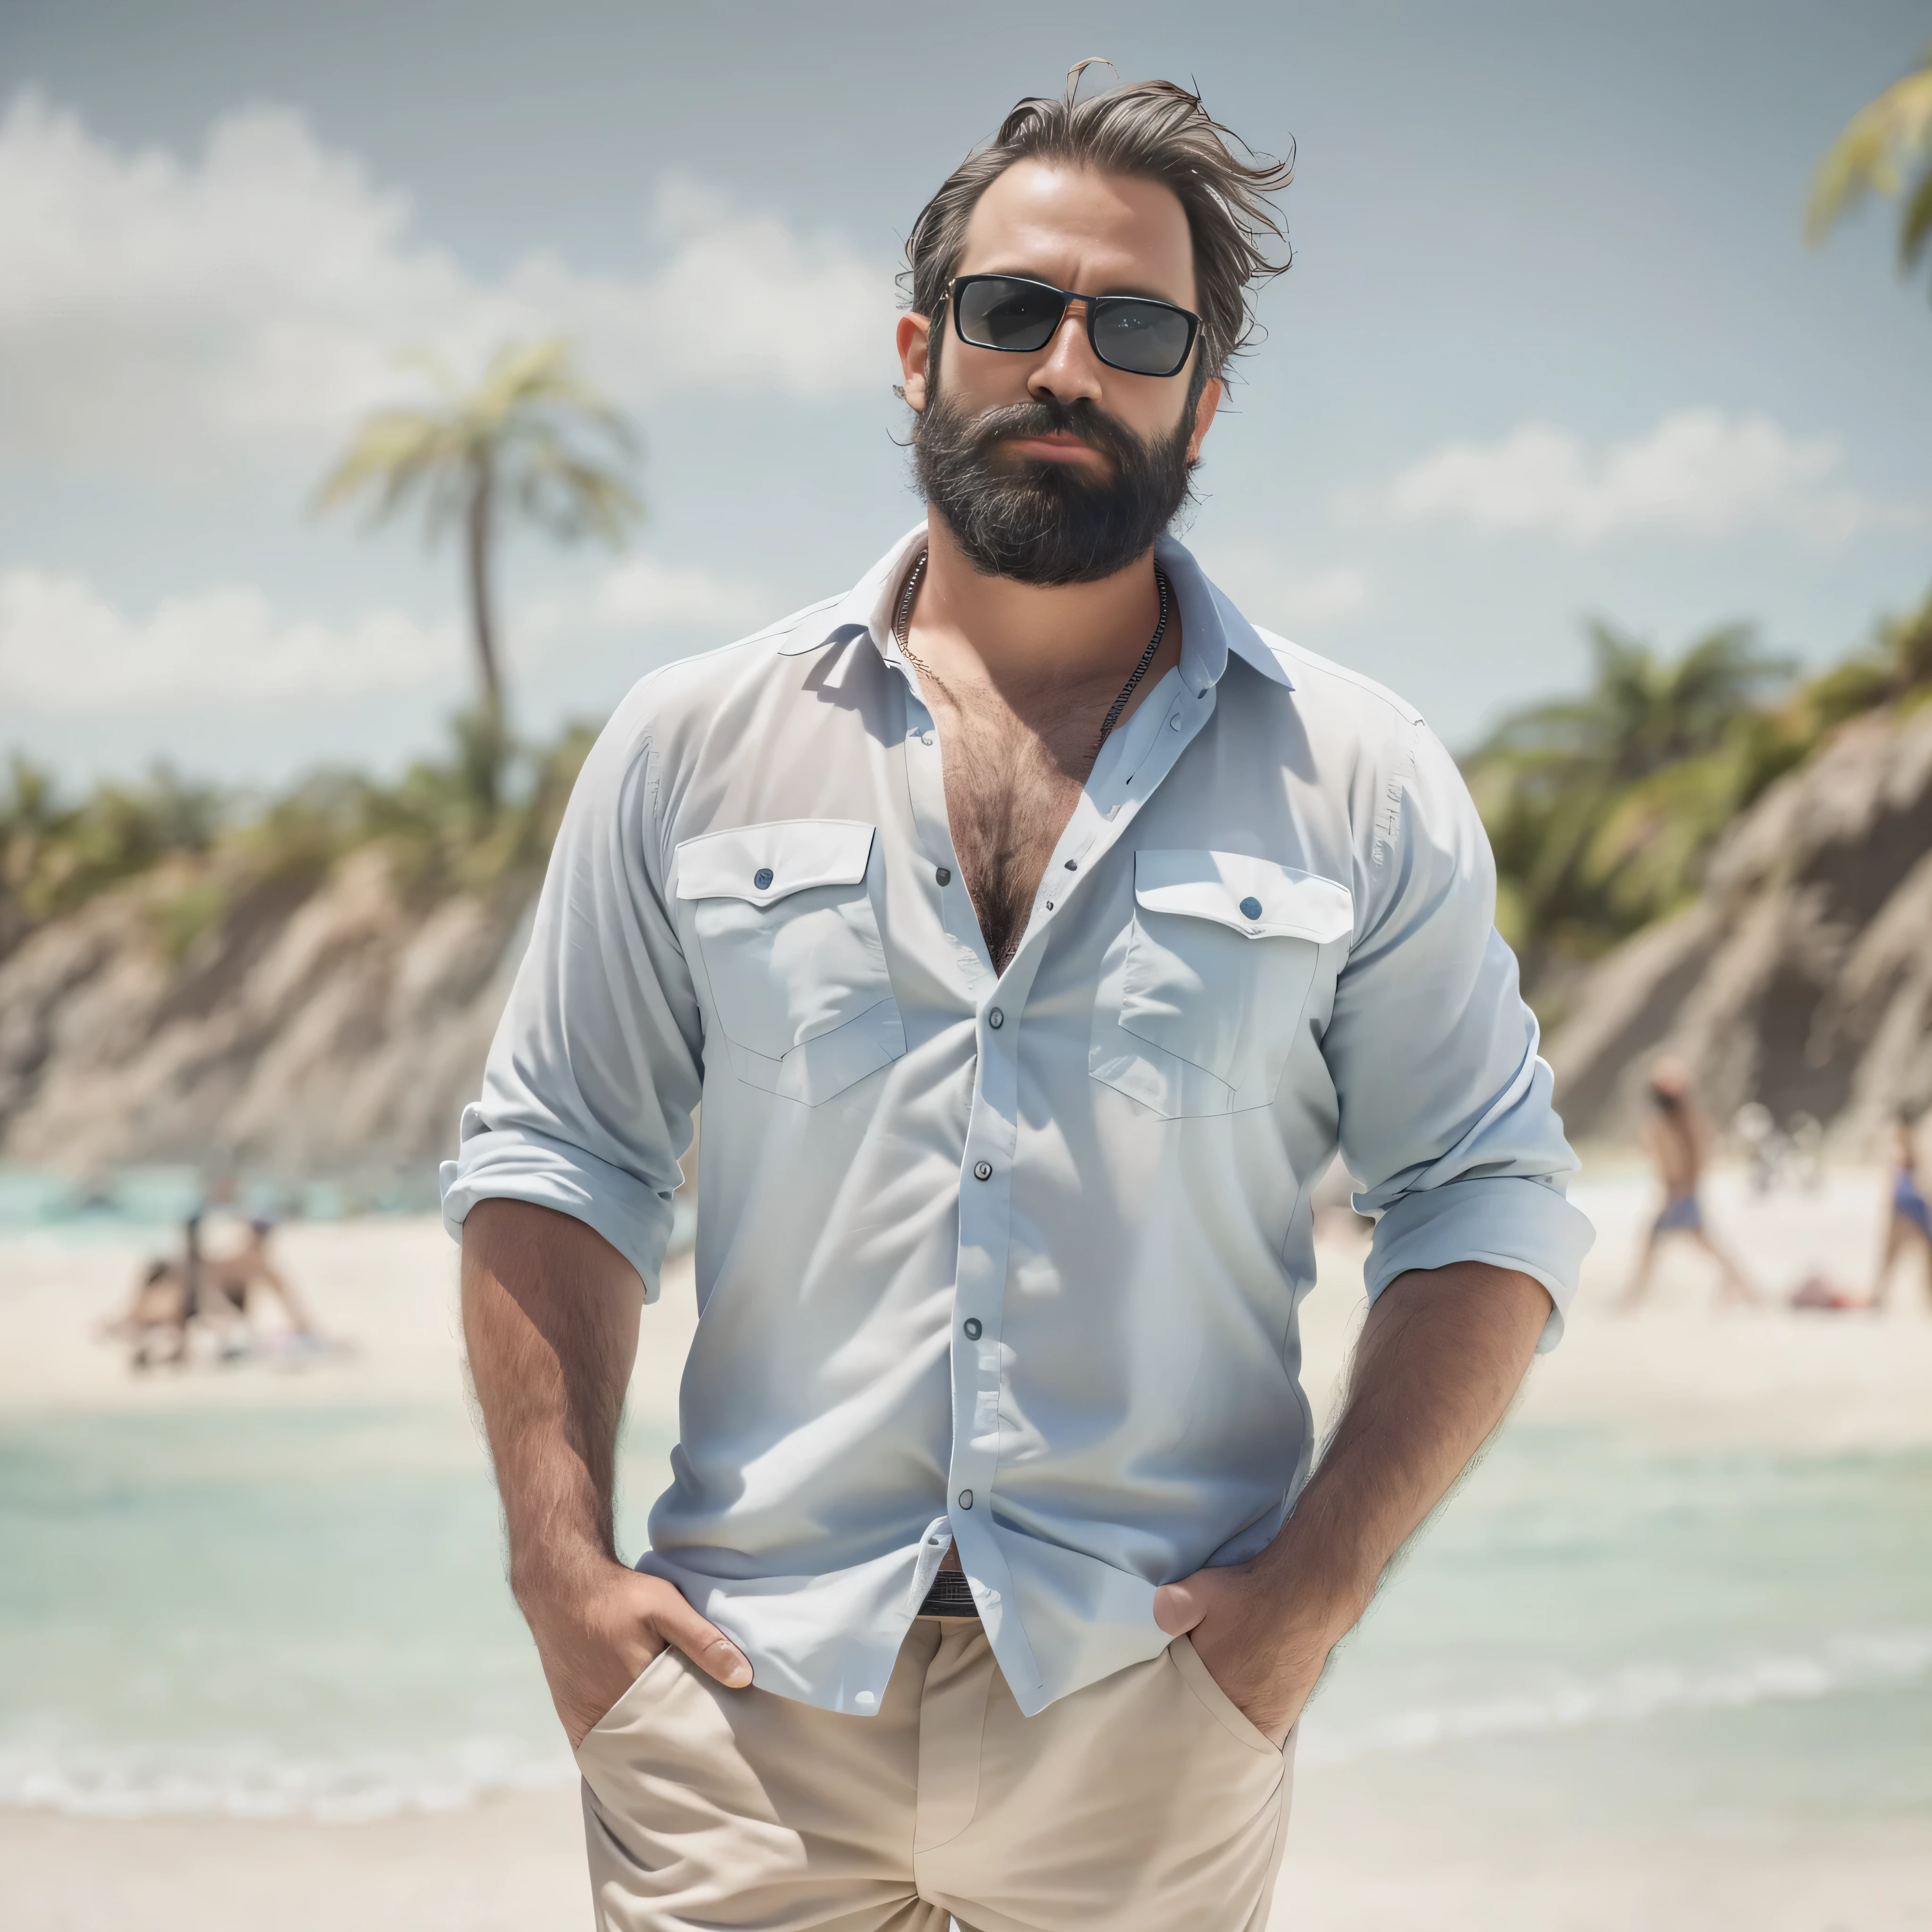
[{"left": 1, "top": 1256, "right": 1928, "bottom": 1834}]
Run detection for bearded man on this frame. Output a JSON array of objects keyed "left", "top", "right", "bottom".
[{"left": 445, "top": 69, "right": 1594, "bottom": 1932}]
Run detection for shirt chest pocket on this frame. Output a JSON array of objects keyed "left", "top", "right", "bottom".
[
  {"left": 1090, "top": 850, "right": 1354, "bottom": 1119},
  {"left": 675, "top": 820, "right": 906, "bottom": 1106}
]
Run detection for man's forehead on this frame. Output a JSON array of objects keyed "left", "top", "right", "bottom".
[{"left": 957, "top": 160, "right": 1195, "bottom": 300}]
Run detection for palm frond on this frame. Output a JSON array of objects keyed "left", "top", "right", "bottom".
[{"left": 1807, "top": 47, "right": 1932, "bottom": 242}]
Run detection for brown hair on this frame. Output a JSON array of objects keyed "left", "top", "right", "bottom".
[{"left": 904, "top": 63, "right": 1293, "bottom": 382}]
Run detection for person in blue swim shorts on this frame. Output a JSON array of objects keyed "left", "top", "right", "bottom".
[
  {"left": 1872, "top": 1109, "right": 1932, "bottom": 1310},
  {"left": 1619, "top": 1059, "right": 1757, "bottom": 1311}
]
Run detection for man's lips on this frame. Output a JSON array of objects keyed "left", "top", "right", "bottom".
[{"left": 1001, "top": 432, "right": 1102, "bottom": 465}]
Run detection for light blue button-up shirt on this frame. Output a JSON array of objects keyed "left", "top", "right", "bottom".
[{"left": 441, "top": 524, "right": 1593, "bottom": 1718}]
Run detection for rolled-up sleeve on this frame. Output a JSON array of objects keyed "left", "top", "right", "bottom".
[
  {"left": 1327, "top": 716, "right": 1594, "bottom": 1349},
  {"left": 438, "top": 694, "right": 703, "bottom": 1299}
]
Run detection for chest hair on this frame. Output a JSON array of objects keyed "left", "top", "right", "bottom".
[{"left": 937, "top": 681, "right": 1106, "bottom": 973}]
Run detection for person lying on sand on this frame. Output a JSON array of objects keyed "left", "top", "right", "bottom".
[{"left": 1620, "top": 1058, "right": 1757, "bottom": 1311}]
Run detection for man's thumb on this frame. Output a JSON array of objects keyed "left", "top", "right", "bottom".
[
  {"left": 1152, "top": 1579, "right": 1207, "bottom": 1638},
  {"left": 662, "top": 1602, "right": 754, "bottom": 1688}
]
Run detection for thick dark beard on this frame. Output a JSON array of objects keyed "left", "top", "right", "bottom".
[{"left": 913, "top": 383, "right": 1197, "bottom": 587}]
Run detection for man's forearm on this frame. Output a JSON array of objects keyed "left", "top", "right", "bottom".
[
  {"left": 1266, "top": 1260, "right": 1550, "bottom": 1632},
  {"left": 460, "top": 1198, "right": 644, "bottom": 1605},
  {"left": 460, "top": 1198, "right": 751, "bottom": 1742},
  {"left": 1155, "top": 1259, "right": 1551, "bottom": 1738}
]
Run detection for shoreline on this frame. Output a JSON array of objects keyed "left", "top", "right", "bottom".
[
  {"left": 5, "top": 1788, "right": 1927, "bottom": 1932},
  {"left": 5, "top": 1167, "right": 1930, "bottom": 1930}
]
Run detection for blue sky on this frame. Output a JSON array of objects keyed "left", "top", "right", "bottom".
[{"left": 2, "top": 0, "right": 1929, "bottom": 786}]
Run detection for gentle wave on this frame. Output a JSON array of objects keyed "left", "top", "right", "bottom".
[
  {"left": 6, "top": 1629, "right": 1928, "bottom": 1819},
  {"left": 0, "top": 1736, "right": 577, "bottom": 1823},
  {"left": 1299, "top": 1627, "right": 1932, "bottom": 1766}
]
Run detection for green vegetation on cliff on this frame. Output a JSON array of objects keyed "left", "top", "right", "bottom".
[
  {"left": 0, "top": 717, "right": 596, "bottom": 967},
  {"left": 1465, "top": 591, "right": 1932, "bottom": 991}
]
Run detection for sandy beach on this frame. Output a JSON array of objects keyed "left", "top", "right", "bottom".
[{"left": 3, "top": 1165, "right": 1929, "bottom": 1932}]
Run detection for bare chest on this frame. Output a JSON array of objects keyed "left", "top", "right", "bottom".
[{"left": 933, "top": 693, "right": 1099, "bottom": 974}]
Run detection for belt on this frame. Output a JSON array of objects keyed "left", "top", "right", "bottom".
[{"left": 916, "top": 1568, "right": 981, "bottom": 1618}]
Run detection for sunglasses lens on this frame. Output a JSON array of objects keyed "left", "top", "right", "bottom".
[
  {"left": 1092, "top": 300, "right": 1193, "bottom": 376},
  {"left": 956, "top": 278, "right": 1064, "bottom": 352}
]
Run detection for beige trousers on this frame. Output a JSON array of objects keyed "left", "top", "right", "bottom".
[{"left": 575, "top": 1617, "right": 1293, "bottom": 1932}]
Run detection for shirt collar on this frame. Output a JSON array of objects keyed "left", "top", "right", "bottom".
[
  {"left": 1153, "top": 532, "right": 1295, "bottom": 695},
  {"left": 775, "top": 523, "right": 927, "bottom": 660},
  {"left": 778, "top": 520, "right": 1295, "bottom": 696}
]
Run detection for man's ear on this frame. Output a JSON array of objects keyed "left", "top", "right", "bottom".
[
  {"left": 897, "top": 313, "right": 931, "bottom": 412},
  {"left": 1186, "top": 373, "right": 1223, "bottom": 465}
]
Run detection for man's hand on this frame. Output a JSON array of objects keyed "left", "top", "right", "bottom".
[
  {"left": 461, "top": 1199, "right": 754, "bottom": 1749},
  {"left": 1155, "top": 1262, "right": 1552, "bottom": 1750},
  {"left": 1154, "top": 1558, "right": 1342, "bottom": 1744},
  {"left": 522, "top": 1561, "right": 752, "bottom": 1749}
]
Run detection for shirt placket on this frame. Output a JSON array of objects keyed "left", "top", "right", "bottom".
[{"left": 889, "top": 646, "right": 1221, "bottom": 1699}]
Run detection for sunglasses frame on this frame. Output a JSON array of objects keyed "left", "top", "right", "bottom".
[{"left": 947, "top": 274, "right": 1202, "bottom": 379}]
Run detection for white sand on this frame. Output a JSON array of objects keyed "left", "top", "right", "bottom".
[{"left": 3, "top": 1166, "right": 1930, "bottom": 1930}]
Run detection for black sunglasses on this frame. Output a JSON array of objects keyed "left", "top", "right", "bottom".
[{"left": 948, "top": 274, "right": 1201, "bottom": 379}]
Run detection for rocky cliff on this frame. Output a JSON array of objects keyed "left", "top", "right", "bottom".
[
  {"left": 8, "top": 698, "right": 1929, "bottom": 1183},
  {"left": 1544, "top": 700, "right": 1932, "bottom": 1144},
  {"left": 0, "top": 849, "right": 533, "bottom": 1192}
]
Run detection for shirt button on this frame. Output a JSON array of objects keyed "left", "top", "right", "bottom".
[
  {"left": 1064, "top": 858, "right": 1078, "bottom": 870},
  {"left": 922, "top": 732, "right": 935, "bottom": 746},
  {"left": 1168, "top": 714, "right": 1183, "bottom": 730},
  {"left": 936, "top": 866, "right": 951, "bottom": 885},
  {"left": 1240, "top": 895, "right": 1263, "bottom": 920},
  {"left": 958, "top": 1490, "right": 974, "bottom": 1509},
  {"left": 963, "top": 1317, "right": 982, "bottom": 1339},
  {"left": 753, "top": 867, "right": 774, "bottom": 890},
  {"left": 973, "top": 1160, "right": 993, "bottom": 1182},
  {"left": 988, "top": 1007, "right": 1004, "bottom": 1029}
]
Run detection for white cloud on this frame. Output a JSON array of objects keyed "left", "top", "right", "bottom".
[
  {"left": 586, "top": 553, "right": 775, "bottom": 633},
  {"left": 516, "top": 552, "right": 777, "bottom": 657},
  {"left": 1353, "top": 409, "right": 1898, "bottom": 547},
  {"left": 0, "top": 92, "right": 899, "bottom": 475},
  {"left": 0, "top": 553, "right": 765, "bottom": 711},
  {"left": 0, "top": 570, "right": 459, "bottom": 709},
  {"left": 1194, "top": 548, "right": 1371, "bottom": 634}
]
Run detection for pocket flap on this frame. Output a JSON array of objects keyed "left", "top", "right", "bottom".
[
  {"left": 1133, "top": 850, "right": 1354, "bottom": 943},
  {"left": 675, "top": 820, "right": 877, "bottom": 907}
]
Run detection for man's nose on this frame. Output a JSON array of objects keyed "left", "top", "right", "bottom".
[{"left": 1025, "top": 298, "right": 1104, "bottom": 405}]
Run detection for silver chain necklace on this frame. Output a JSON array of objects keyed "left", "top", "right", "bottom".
[{"left": 892, "top": 551, "right": 1172, "bottom": 763}]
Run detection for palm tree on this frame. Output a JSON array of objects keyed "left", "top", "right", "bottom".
[
  {"left": 1807, "top": 41, "right": 1932, "bottom": 281},
  {"left": 1476, "top": 622, "right": 1788, "bottom": 789},
  {"left": 317, "top": 338, "right": 641, "bottom": 809},
  {"left": 1466, "top": 622, "right": 1794, "bottom": 977}
]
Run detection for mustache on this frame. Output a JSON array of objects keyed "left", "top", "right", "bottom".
[
  {"left": 960, "top": 396, "right": 1143, "bottom": 468},
  {"left": 911, "top": 381, "right": 1197, "bottom": 587}
]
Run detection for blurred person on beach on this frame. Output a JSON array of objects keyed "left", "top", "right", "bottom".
[
  {"left": 198, "top": 1215, "right": 320, "bottom": 1355},
  {"left": 446, "top": 67, "right": 1592, "bottom": 1932},
  {"left": 105, "top": 1207, "right": 317, "bottom": 1367},
  {"left": 1620, "top": 1058, "right": 1757, "bottom": 1311},
  {"left": 101, "top": 1204, "right": 208, "bottom": 1368},
  {"left": 1871, "top": 1109, "right": 1932, "bottom": 1309}
]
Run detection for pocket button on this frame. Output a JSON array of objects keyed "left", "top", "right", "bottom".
[
  {"left": 753, "top": 867, "right": 774, "bottom": 890},
  {"left": 1239, "top": 895, "right": 1262, "bottom": 920}
]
